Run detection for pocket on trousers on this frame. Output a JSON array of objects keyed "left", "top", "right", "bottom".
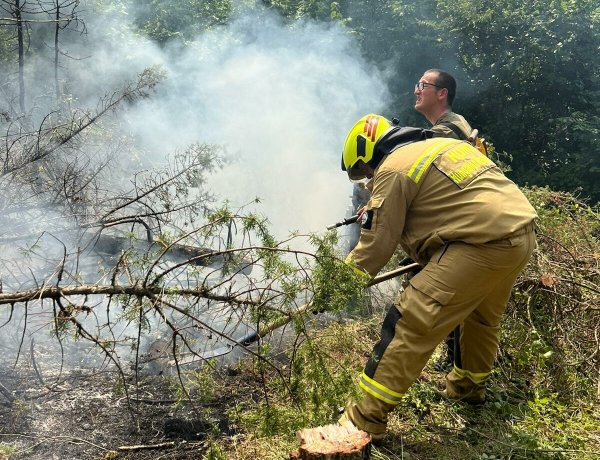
[{"left": 400, "top": 275, "right": 456, "bottom": 335}]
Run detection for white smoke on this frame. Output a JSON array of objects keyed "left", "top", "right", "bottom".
[
  {"left": 62, "top": 3, "right": 389, "bottom": 240},
  {"left": 0, "top": 2, "right": 390, "bottom": 365}
]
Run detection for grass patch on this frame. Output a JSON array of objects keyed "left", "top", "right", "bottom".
[{"left": 193, "top": 186, "right": 599, "bottom": 459}]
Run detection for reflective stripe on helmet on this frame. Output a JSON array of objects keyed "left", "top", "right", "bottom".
[{"left": 364, "top": 115, "right": 380, "bottom": 141}]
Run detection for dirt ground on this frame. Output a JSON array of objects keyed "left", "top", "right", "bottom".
[{"left": 0, "top": 340, "right": 245, "bottom": 460}]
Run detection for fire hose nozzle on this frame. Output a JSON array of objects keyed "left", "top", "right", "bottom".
[{"left": 326, "top": 214, "right": 360, "bottom": 230}]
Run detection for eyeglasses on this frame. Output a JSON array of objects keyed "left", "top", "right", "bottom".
[{"left": 415, "top": 81, "right": 444, "bottom": 91}]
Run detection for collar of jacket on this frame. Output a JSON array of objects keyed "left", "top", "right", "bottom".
[{"left": 369, "top": 126, "right": 427, "bottom": 169}]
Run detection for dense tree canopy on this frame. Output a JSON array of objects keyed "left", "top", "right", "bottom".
[
  {"left": 259, "top": 0, "right": 600, "bottom": 202},
  {"left": 2, "top": 0, "right": 597, "bottom": 200},
  {"left": 133, "top": 0, "right": 232, "bottom": 44}
]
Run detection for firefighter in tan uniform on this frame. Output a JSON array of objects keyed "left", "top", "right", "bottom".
[{"left": 338, "top": 114, "right": 537, "bottom": 440}]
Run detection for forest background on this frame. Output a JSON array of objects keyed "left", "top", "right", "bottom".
[{"left": 2, "top": 0, "right": 600, "bottom": 204}]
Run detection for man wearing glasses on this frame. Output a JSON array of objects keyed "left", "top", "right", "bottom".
[{"left": 415, "top": 68, "right": 473, "bottom": 141}]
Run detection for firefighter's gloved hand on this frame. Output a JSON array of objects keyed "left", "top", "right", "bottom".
[
  {"left": 399, "top": 257, "right": 422, "bottom": 290},
  {"left": 344, "top": 257, "right": 373, "bottom": 284},
  {"left": 400, "top": 274, "right": 410, "bottom": 291},
  {"left": 399, "top": 256, "right": 416, "bottom": 266}
]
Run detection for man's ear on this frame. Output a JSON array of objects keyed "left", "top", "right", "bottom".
[{"left": 438, "top": 87, "right": 449, "bottom": 101}]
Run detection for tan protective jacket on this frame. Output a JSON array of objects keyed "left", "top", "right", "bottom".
[{"left": 346, "top": 138, "right": 538, "bottom": 275}]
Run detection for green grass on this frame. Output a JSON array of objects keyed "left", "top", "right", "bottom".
[{"left": 211, "top": 314, "right": 600, "bottom": 459}]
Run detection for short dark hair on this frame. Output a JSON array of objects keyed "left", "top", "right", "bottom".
[{"left": 425, "top": 69, "right": 457, "bottom": 107}]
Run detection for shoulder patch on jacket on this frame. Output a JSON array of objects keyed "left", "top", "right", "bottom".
[{"left": 435, "top": 142, "right": 495, "bottom": 188}]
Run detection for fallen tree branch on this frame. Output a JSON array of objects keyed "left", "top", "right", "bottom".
[
  {"left": 0, "top": 284, "right": 261, "bottom": 307},
  {"left": 128, "top": 397, "right": 179, "bottom": 404},
  {"left": 117, "top": 441, "right": 176, "bottom": 451},
  {"left": 30, "top": 339, "right": 45, "bottom": 386},
  {"left": 0, "top": 433, "right": 110, "bottom": 451},
  {"left": 0, "top": 381, "right": 15, "bottom": 403}
]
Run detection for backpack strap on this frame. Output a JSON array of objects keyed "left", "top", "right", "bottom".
[
  {"left": 467, "top": 128, "right": 479, "bottom": 144},
  {"left": 432, "top": 123, "right": 489, "bottom": 157},
  {"left": 439, "top": 121, "right": 469, "bottom": 140}
]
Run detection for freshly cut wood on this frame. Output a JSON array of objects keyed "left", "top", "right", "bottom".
[{"left": 289, "top": 423, "right": 371, "bottom": 459}]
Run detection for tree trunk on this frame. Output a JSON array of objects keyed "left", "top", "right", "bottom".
[
  {"left": 54, "top": 1, "right": 60, "bottom": 103},
  {"left": 289, "top": 423, "right": 371, "bottom": 460},
  {"left": 15, "top": 0, "right": 25, "bottom": 113}
]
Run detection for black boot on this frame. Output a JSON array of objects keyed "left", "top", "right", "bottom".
[{"left": 433, "top": 329, "right": 456, "bottom": 373}]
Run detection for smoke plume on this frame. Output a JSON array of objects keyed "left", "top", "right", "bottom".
[{"left": 63, "top": 3, "right": 390, "bottom": 239}]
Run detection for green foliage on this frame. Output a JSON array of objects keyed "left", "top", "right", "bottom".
[
  {"left": 131, "top": 0, "right": 233, "bottom": 44},
  {"left": 266, "top": 0, "right": 600, "bottom": 202},
  {"left": 254, "top": 227, "right": 295, "bottom": 281},
  {"left": 202, "top": 443, "right": 228, "bottom": 460},
  {"left": 503, "top": 186, "right": 599, "bottom": 401},
  {"left": 186, "top": 363, "right": 219, "bottom": 404},
  {"left": 261, "top": 0, "right": 348, "bottom": 22},
  {"left": 0, "top": 442, "right": 20, "bottom": 457},
  {"left": 288, "top": 328, "right": 359, "bottom": 420},
  {"left": 309, "top": 232, "right": 366, "bottom": 314},
  {"left": 431, "top": 0, "right": 600, "bottom": 202},
  {"left": 521, "top": 391, "right": 597, "bottom": 452},
  {"left": 117, "top": 300, "right": 152, "bottom": 333},
  {"left": 237, "top": 322, "right": 363, "bottom": 437}
]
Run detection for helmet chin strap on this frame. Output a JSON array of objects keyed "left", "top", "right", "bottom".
[{"left": 368, "top": 126, "right": 427, "bottom": 169}]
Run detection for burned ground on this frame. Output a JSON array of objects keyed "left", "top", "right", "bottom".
[{"left": 0, "top": 345, "right": 248, "bottom": 460}]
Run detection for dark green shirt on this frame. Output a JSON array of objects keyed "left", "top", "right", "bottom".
[{"left": 429, "top": 111, "right": 472, "bottom": 140}]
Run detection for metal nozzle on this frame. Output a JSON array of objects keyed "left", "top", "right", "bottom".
[{"left": 326, "top": 214, "right": 360, "bottom": 230}]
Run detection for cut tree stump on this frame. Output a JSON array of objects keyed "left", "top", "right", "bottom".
[{"left": 289, "top": 423, "right": 371, "bottom": 459}]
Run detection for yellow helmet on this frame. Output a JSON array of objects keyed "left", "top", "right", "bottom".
[{"left": 341, "top": 114, "right": 393, "bottom": 180}]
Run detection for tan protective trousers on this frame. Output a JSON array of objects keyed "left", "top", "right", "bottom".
[{"left": 345, "top": 228, "right": 536, "bottom": 436}]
